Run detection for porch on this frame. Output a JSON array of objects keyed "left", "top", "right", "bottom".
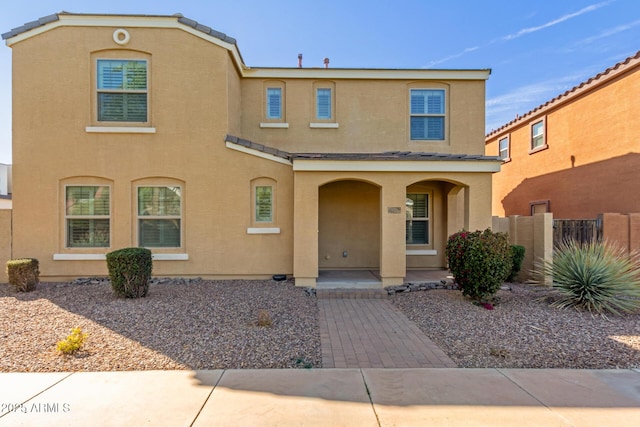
[{"left": 317, "top": 269, "right": 450, "bottom": 290}]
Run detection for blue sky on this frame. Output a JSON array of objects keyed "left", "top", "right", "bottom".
[{"left": 0, "top": 0, "right": 638, "bottom": 163}]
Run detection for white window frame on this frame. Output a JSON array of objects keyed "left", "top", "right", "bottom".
[
  {"left": 410, "top": 89, "right": 445, "bottom": 141},
  {"left": 65, "top": 185, "right": 111, "bottom": 248},
  {"left": 530, "top": 118, "right": 547, "bottom": 152},
  {"left": 406, "top": 193, "right": 430, "bottom": 245},
  {"left": 137, "top": 185, "right": 182, "bottom": 248},
  {"left": 316, "top": 88, "right": 332, "bottom": 120},
  {"left": 499, "top": 135, "right": 510, "bottom": 161},
  {"left": 266, "top": 87, "right": 282, "bottom": 119},
  {"left": 96, "top": 59, "right": 148, "bottom": 123}
]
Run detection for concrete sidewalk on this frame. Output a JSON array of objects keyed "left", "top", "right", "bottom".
[{"left": 1, "top": 368, "right": 639, "bottom": 426}]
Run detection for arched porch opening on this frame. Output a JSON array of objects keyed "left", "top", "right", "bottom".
[{"left": 318, "top": 179, "right": 381, "bottom": 270}]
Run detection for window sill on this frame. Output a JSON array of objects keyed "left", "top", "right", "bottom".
[
  {"left": 406, "top": 249, "right": 438, "bottom": 256},
  {"left": 54, "top": 254, "right": 106, "bottom": 261},
  {"left": 247, "top": 227, "right": 281, "bottom": 234},
  {"left": 86, "top": 126, "right": 156, "bottom": 134},
  {"left": 260, "top": 123, "right": 289, "bottom": 129},
  {"left": 501, "top": 157, "right": 512, "bottom": 163},
  {"left": 309, "top": 123, "right": 339, "bottom": 129},
  {"left": 528, "top": 144, "right": 548, "bottom": 155},
  {"left": 54, "top": 253, "right": 188, "bottom": 261}
]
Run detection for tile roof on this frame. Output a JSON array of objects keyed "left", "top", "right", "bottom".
[
  {"left": 1, "top": 13, "right": 59, "bottom": 39},
  {"left": 2, "top": 12, "right": 236, "bottom": 45},
  {"left": 225, "top": 134, "right": 500, "bottom": 162},
  {"left": 486, "top": 50, "right": 640, "bottom": 139}
]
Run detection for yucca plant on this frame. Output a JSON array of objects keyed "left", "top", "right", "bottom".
[{"left": 540, "top": 239, "right": 640, "bottom": 316}]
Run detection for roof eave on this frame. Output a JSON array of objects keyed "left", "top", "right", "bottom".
[{"left": 2, "top": 12, "right": 248, "bottom": 72}]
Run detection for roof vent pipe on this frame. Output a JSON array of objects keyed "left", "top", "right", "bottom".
[
  {"left": 298, "top": 53, "right": 303, "bottom": 68},
  {"left": 323, "top": 57, "right": 329, "bottom": 68}
]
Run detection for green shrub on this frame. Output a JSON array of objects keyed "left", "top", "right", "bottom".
[
  {"left": 6, "top": 258, "right": 39, "bottom": 292},
  {"left": 56, "top": 327, "right": 87, "bottom": 355},
  {"left": 106, "top": 247, "right": 152, "bottom": 298},
  {"left": 445, "top": 229, "right": 511, "bottom": 302},
  {"left": 540, "top": 240, "right": 640, "bottom": 316},
  {"left": 507, "top": 245, "right": 526, "bottom": 282}
]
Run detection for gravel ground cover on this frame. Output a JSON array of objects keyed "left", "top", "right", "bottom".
[
  {"left": 0, "top": 279, "right": 321, "bottom": 372},
  {"left": 392, "top": 282, "right": 640, "bottom": 369},
  {"left": 2, "top": 278, "right": 640, "bottom": 371}
]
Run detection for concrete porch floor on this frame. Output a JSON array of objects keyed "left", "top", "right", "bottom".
[{"left": 317, "top": 269, "right": 450, "bottom": 289}]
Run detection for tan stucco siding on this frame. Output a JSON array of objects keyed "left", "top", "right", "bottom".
[
  {"left": 10, "top": 25, "right": 292, "bottom": 279},
  {"left": 0, "top": 210, "right": 11, "bottom": 282},
  {"left": 240, "top": 79, "right": 486, "bottom": 155},
  {"left": 7, "top": 16, "right": 492, "bottom": 281},
  {"left": 293, "top": 170, "right": 493, "bottom": 283},
  {"left": 318, "top": 180, "right": 381, "bottom": 269}
]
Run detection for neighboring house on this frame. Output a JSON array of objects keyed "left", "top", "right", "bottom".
[
  {"left": 2, "top": 13, "right": 499, "bottom": 286},
  {"left": 0, "top": 164, "right": 11, "bottom": 209},
  {"left": 486, "top": 50, "right": 640, "bottom": 219}
]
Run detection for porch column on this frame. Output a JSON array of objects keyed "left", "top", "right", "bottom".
[
  {"left": 379, "top": 183, "right": 406, "bottom": 286},
  {"left": 293, "top": 172, "right": 319, "bottom": 287},
  {"left": 467, "top": 175, "right": 493, "bottom": 231}
]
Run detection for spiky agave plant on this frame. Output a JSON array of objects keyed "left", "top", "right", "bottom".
[{"left": 541, "top": 240, "right": 640, "bottom": 316}]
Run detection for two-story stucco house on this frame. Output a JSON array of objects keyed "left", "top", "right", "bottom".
[
  {"left": 2, "top": 13, "right": 499, "bottom": 286},
  {"left": 485, "top": 50, "right": 640, "bottom": 220}
]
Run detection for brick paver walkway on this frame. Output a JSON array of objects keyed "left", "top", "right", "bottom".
[{"left": 318, "top": 298, "right": 457, "bottom": 368}]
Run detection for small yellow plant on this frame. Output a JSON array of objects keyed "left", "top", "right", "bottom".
[
  {"left": 56, "top": 327, "right": 87, "bottom": 355},
  {"left": 257, "top": 310, "right": 273, "bottom": 327}
]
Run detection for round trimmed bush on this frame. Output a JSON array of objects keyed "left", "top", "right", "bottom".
[
  {"left": 6, "top": 258, "right": 39, "bottom": 292},
  {"left": 106, "top": 247, "right": 153, "bottom": 298},
  {"left": 446, "top": 229, "right": 511, "bottom": 302}
]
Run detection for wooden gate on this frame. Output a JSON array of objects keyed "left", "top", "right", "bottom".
[{"left": 553, "top": 219, "right": 602, "bottom": 246}]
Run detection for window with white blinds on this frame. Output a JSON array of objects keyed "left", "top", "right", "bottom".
[
  {"left": 316, "top": 88, "right": 332, "bottom": 119},
  {"left": 97, "top": 60, "right": 147, "bottom": 122},
  {"left": 410, "top": 89, "right": 445, "bottom": 140},
  {"left": 138, "top": 186, "right": 181, "bottom": 247},
  {"left": 406, "top": 193, "right": 429, "bottom": 245},
  {"left": 65, "top": 186, "right": 110, "bottom": 247},
  {"left": 266, "top": 88, "right": 282, "bottom": 119}
]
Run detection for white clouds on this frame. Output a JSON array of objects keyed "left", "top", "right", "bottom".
[
  {"left": 424, "top": 46, "right": 479, "bottom": 68},
  {"left": 502, "top": 1, "right": 612, "bottom": 41},
  {"left": 425, "top": 1, "right": 613, "bottom": 68},
  {"left": 576, "top": 18, "right": 640, "bottom": 44}
]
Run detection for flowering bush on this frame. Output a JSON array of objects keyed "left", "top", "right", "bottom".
[{"left": 445, "top": 229, "right": 511, "bottom": 302}]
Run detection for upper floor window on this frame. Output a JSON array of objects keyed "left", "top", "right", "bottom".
[
  {"left": 499, "top": 136, "right": 510, "bottom": 160},
  {"left": 406, "top": 193, "right": 429, "bottom": 245},
  {"left": 316, "top": 88, "right": 332, "bottom": 119},
  {"left": 410, "top": 89, "right": 445, "bottom": 140},
  {"left": 531, "top": 119, "right": 546, "bottom": 151},
  {"left": 266, "top": 88, "right": 282, "bottom": 119},
  {"left": 138, "top": 186, "right": 181, "bottom": 247},
  {"left": 65, "top": 185, "right": 110, "bottom": 248},
  {"left": 97, "top": 59, "right": 147, "bottom": 122}
]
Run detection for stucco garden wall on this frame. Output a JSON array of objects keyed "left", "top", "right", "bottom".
[
  {"left": 0, "top": 209, "right": 11, "bottom": 282},
  {"left": 492, "top": 213, "right": 553, "bottom": 283}
]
